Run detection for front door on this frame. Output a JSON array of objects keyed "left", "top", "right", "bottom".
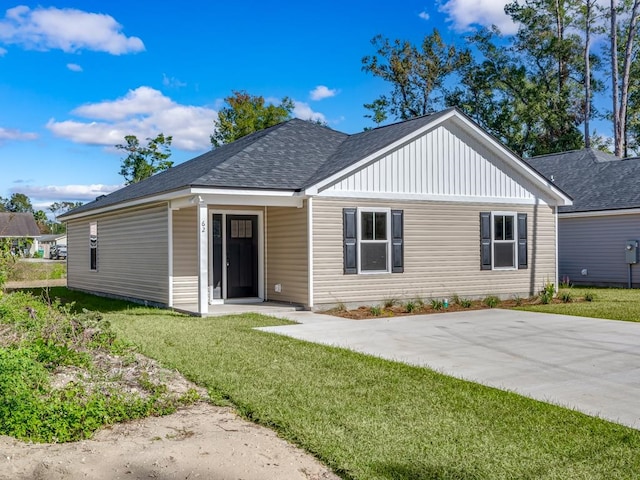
[{"left": 226, "top": 215, "right": 258, "bottom": 298}]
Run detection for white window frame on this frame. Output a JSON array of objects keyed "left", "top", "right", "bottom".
[
  {"left": 89, "top": 221, "right": 98, "bottom": 271},
  {"left": 491, "top": 211, "right": 517, "bottom": 270},
  {"left": 357, "top": 207, "right": 391, "bottom": 274}
]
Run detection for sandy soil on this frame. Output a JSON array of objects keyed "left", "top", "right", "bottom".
[{"left": 0, "top": 402, "right": 340, "bottom": 480}]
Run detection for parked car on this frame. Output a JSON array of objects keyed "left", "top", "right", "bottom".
[{"left": 50, "top": 245, "right": 67, "bottom": 260}]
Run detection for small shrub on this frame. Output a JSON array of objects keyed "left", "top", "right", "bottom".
[
  {"left": 483, "top": 295, "right": 500, "bottom": 308},
  {"left": 512, "top": 295, "right": 523, "bottom": 306},
  {"left": 584, "top": 292, "right": 595, "bottom": 302},
  {"left": 539, "top": 282, "right": 555, "bottom": 304},
  {"left": 335, "top": 302, "right": 346, "bottom": 312},
  {"left": 559, "top": 291, "right": 573, "bottom": 303},
  {"left": 459, "top": 298, "right": 472, "bottom": 308},
  {"left": 370, "top": 305, "right": 382, "bottom": 316},
  {"left": 431, "top": 299, "right": 444, "bottom": 311},
  {"left": 405, "top": 301, "right": 416, "bottom": 313},
  {"left": 559, "top": 275, "right": 572, "bottom": 288},
  {"left": 451, "top": 294, "right": 461, "bottom": 305}
]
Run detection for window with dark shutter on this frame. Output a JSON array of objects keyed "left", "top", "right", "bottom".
[
  {"left": 391, "top": 210, "right": 404, "bottom": 273},
  {"left": 480, "top": 212, "right": 491, "bottom": 270},
  {"left": 518, "top": 213, "right": 528, "bottom": 269},
  {"left": 343, "top": 208, "right": 357, "bottom": 274}
]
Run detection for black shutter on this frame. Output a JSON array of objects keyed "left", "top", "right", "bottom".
[
  {"left": 480, "top": 212, "right": 492, "bottom": 270},
  {"left": 343, "top": 208, "right": 357, "bottom": 274},
  {"left": 518, "top": 213, "right": 528, "bottom": 269},
  {"left": 391, "top": 210, "right": 404, "bottom": 273}
]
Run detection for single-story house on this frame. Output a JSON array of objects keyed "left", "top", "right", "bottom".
[
  {"left": 36, "top": 233, "right": 68, "bottom": 259},
  {"left": 527, "top": 148, "right": 640, "bottom": 287},
  {"left": 0, "top": 212, "right": 41, "bottom": 256},
  {"left": 59, "top": 108, "right": 572, "bottom": 315}
]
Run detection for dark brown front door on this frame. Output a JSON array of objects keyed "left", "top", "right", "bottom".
[{"left": 226, "top": 215, "right": 258, "bottom": 298}]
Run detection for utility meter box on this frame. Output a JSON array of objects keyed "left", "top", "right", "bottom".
[{"left": 625, "top": 240, "right": 639, "bottom": 264}]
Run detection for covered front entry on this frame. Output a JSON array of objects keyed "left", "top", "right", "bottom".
[{"left": 210, "top": 212, "right": 261, "bottom": 303}]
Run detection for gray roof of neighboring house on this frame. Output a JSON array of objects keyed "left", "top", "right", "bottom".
[
  {"left": 0, "top": 213, "right": 41, "bottom": 237},
  {"left": 526, "top": 148, "right": 640, "bottom": 213},
  {"left": 38, "top": 233, "right": 67, "bottom": 243},
  {"left": 62, "top": 110, "right": 456, "bottom": 218}
]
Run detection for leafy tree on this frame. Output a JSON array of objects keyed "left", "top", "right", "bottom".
[
  {"left": 361, "top": 29, "right": 470, "bottom": 125},
  {"left": 211, "top": 91, "right": 294, "bottom": 147},
  {"left": 116, "top": 133, "right": 173, "bottom": 185},
  {"left": 32, "top": 210, "right": 50, "bottom": 234},
  {"left": 48, "top": 201, "right": 83, "bottom": 234},
  {"left": 5, "top": 193, "right": 33, "bottom": 213}
]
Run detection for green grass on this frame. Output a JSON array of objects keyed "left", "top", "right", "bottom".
[
  {"left": 518, "top": 287, "right": 640, "bottom": 322},
  {"left": 20, "top": 287, "right": 640, "bottom": 478}
]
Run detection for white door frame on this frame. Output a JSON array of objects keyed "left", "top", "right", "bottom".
[{"left": 208, "top": 209, "right": 264, "bottom": 304}]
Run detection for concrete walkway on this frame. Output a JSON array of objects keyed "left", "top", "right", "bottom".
[{"left": 261, "top": 309, "right": 640, "bottom": 429}]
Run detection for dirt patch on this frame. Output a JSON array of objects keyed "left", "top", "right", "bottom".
[{"left": 0, "top": 402, "right": 339, "bottom": 480}]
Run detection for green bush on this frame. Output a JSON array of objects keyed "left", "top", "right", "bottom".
[
  {"left": 483, "top": 295, "right": 500, "bottom": 308},
  {"left": 370, "top": 305, "right": 382, "bottom": 316},
  {"left": 459, "top": 298, "right": 473, "bottom": 308},
  {"left": 540, "top": 282, "right": 555, "bottom": 304},
  {"left": 404, "top": 301, "right": 416, "bottom": 313},
  {"left": 431, "top": 299, "right": 444, "bottom": 310},
  {"left": 559, "top": 291, "right": 573, "bottom": 303}
]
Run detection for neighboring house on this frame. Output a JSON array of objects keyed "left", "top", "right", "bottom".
[
  {"left": 59, "top": 108, "right": 571, "bottom": 315},
  {"left": 37, "top": 233, "right": 68, "bottom": 259},
  {"left": 528, "top": 148, "right": 640, "bottom": 287},
  {"left": 0, "top": 212, "right": 41, "bottom": 256}
]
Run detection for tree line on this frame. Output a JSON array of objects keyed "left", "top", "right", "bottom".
[
  {"left": 121, "top": 0, "right": 640, "bottom": 184},
  {"left": 363, "top": 0, "right": 640, "bottom": 158}
]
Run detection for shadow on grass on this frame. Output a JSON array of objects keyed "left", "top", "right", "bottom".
[
  {"left": 368, "top": 461, "right": 485, "bottom": 480},
  {"left": 13, "top": 287, "right": 171, "bottom": 315}
]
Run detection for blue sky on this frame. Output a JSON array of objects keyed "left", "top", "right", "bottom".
[{"left": 0, "top": 1, "right": 524, "bottom": 212}]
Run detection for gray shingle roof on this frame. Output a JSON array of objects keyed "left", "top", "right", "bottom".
[
  {"left": 526, "top": 148, "right": 640, "bottom": 213},
  {"left": 60, "top": 108, "right": 501, "bottom": 218},
  {"left": 0, "top": 213, "right": 40, "bottom": 237}
]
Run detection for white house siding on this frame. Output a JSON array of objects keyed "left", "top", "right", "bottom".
[
  {"left": 312, "top": 198, "right": 556, "bottom": 308},
  {"left": 67, "top": 204, "right": 169, "bottom": 305},
  {"left": 558, "top": 214, "right": 640, "bottom": 287},
  {"left": 265, "top": 204, "right": 308, "bottom": 305},
  {"left": 172, "top": 206, "right": 198, "bottom": 305},
  {"left": 324, "top": 122, "right": 538, "bottom": 201}
]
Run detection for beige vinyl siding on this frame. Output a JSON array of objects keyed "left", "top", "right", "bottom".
[
  {"left": 265, "top": 204, "right": 308, "bottom": 304},
  {"left": 67, "top": 204, "right": 169, "bottom": 305},
  {"left": 312, "top": 198, "right": 556, "bottom": 307},
  {"left": 172, "top": 206, "right": 198, "bottom": 305},
  {"left": 558, "top": 214, "right": 640, "bottom": 287}
]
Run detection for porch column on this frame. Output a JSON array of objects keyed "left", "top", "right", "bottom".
[{"left": 197, "top": 198, "right": 209, "bottom": 314}]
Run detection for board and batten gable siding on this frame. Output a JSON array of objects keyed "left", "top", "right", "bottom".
[
  {"left": 172, "top": 206, "right": 198, "bottom": 306},
  {"left": 323, "top": 122, "right": 542, "bottom": 202},
  {"left": 67, "top": 204, "right": 169, "bottom": 305},
  {"left": 265, "top": 204, "right": 308, "bottom": 305},
  {"left": 312, "top": 199, "right": 556, "bottom": 307},
  {"left": 558, "top": 214, "right": 640, "bottom": 287}
]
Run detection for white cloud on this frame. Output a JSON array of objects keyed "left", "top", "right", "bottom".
[
  {"left": 0, "top": 126, "right": 38, "bottom": 142},
  {"left": 293, "top": 101, "right": 326, "bottom": 123},
  {"left": 418, "top": 11, "right": 430, "bottom": 21},
  {"left": 310, "top": 85, "right": 338, "bottom": 101},
  {"left": 0, "top": 5, "right": 144, "bottom": 54},
  {"left": 67, "top": 63, "right": 82, "bottom": 72},
  {"left": 47, "top": 87, "right": 217, "bottom": 151},
  {"left": 439, "top": 0, "right": 517, "bottom": 34},
  {"left": 162, "top": 73, "right": 186, "bottom": 88},
  {"left": 11, "top": 183, "right": 122, "bottom": 202}
]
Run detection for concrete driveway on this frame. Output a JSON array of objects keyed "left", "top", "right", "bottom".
[{"left": 260, "top": 309, "right": 640, "bottom": 429}]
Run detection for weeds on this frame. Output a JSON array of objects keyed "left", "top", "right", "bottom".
[
  {"left": 459, "top": 298, "right": 473, "bottom": 308},
  {"left": 584, "top": 292, "right": 595, "bottom": 302},
  {"left": 370, "top": 305, "right": 382, "bottom": 316},
  {"left": 382, "top": 298, "right": 397, "bottom": 308},
  {"left": 405, "top": 301, "right": 416, "bottom": 313},
  {"left": 559, "top": 291, "right": 573, "bottom": 303}
]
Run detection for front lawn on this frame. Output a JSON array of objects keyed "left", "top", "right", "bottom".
[
  {"left": 518, "top": 286, "right": 640, "bottom": 322},
  {"left": 95, "top": 298, "right": 640, "bottom": 479}
]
